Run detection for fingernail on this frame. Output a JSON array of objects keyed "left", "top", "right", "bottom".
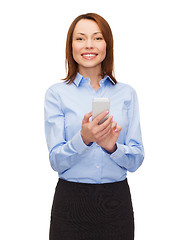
[
  {"left": 111, "top": 116, "right": 113, "bottom": 122},
  {"left": 89, "top": 111, "right": 92, "bottom": 114},
  {"left": 115, "top": 129, "right": 118, "bottom": 132},
  {"left": 106, "top": 110, "right": 109, "bottom": 114}
]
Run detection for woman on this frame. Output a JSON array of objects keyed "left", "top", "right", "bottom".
[{"left": 44, "top": 13, "right": 144, "bottom": 240}]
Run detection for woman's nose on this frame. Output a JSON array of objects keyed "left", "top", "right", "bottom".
[{"left": 85, "top": 39, "right": 94, "bottom": 49}]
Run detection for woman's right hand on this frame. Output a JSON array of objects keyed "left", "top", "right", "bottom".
[{"left": 81, "top": 111, "right": 113, "bottom": 146}]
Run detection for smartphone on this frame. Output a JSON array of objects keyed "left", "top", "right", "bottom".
[{"left": 92, "top": 98, "right": 110, "bottom": 124}]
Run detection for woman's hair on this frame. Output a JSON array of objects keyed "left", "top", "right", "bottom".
[{"left": 63, "top": 13, "right": 117, "bottom": 84}]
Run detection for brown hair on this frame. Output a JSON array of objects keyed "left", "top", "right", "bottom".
[{"left": 63, "top": 13, "right": 117, "bottom": 84}]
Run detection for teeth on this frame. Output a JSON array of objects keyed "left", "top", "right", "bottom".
[{"left": 83, "top": 54, "right": 96, "bottom": 57}]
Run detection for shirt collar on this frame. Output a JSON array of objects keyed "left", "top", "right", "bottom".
[
  {"left": 73, "top": 72, "right": 115, "bottom": 87},
  {"left": 73, "top": 72, "right": 84, "bottom": 87},
  {"left": 102, "top": 75, "right": 116, "bottom": 85}
]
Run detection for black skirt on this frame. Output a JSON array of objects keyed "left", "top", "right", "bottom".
[{"left": 49, "top": 178, "right": 134, "bottom": 240}]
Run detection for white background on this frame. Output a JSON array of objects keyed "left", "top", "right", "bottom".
[{"left": 0, "top": 0, "right": 180, "bottom": 239}]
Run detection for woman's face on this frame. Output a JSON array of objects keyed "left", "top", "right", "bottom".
[{"left": 72, "top": 19, "right": 107, "bottom": 74}]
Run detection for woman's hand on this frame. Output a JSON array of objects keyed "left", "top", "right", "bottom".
[
  {"left": 97, "top": 121, "right": 122, "bottom": 153},
  {"left": 81, "top": 111, "right": 122, "bottom": 153},
  {"left": 81, "top": 111, "right": 113, "bottom": 146}
]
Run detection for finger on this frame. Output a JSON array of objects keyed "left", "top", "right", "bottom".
[
  {"left": 91, "top": 116, "right": 112, "bottom": 141},
  {"left": 110, "top": 122, "right": 121, "bottom": 134},
  {"left": 111, "top": 121, "right": 117, "bottom": 130},
  {"left": 114, "top": 125, "right": 122, "bottom": 133},
  {"left": 96, "top": 117, "right": 112, "bottom": 138},
  {"left": 95, "top": 115, "right": 112, "bottom": 134},
  {"left": 97, "top": 128, "right": 112, "bottom": 142},
  {"left": 82, "top": 111, "right": 92, "bottom": 124},
  {"left": 93, "top": 110, "right": 109, "bottom": 125}
]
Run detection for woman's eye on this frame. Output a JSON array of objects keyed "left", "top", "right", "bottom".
[
  {"left": 76, "top": 38, "right": 84, "bottom": 41},
  {"left": 95, "top": 37, "right": 103, "bottom": 40}
]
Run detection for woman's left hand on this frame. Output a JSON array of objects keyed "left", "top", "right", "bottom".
[{"left": 97, "top": 121, "right": 122, "bottom": 154}]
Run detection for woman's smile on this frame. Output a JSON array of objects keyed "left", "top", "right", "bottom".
[{"left": 81, "top": 52, "right": 98, "bottom": 60}]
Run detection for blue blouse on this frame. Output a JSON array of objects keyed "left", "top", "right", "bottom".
[{"left": 44, "top": 73, "right": 144, "bottom": 183}]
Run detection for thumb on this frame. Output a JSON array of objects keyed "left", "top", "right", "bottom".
[{"left": 82, "top": 111, "right": 92, "bottom": 124}]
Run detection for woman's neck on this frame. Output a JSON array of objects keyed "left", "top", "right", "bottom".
[{"left": 78, "top": 66, "right": 102, "bottom": 86}]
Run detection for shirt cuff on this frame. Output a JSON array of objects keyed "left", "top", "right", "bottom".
[
  {"left": 110, "top": 144, "right": 125, "bottom": 160},
  {"left": 101, "top": 143, "right": 125, "bottom": 160},
  {"left": 71, "top": 130, "right": 92, "bottom": 154}
]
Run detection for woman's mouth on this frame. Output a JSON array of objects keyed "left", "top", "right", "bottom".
[{"left": 81, "top": 53, "right": 98, "bottom": 60}]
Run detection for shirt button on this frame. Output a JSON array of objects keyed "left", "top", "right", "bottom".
[{"left": 96, "top": 165, "right": 100, "bottom": 168}]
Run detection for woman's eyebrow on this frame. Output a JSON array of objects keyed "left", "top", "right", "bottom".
[
  {"left": 76, "top": 32, "right": 86, "bottom": 35},
  {"left": 76, "top": 32, "right": 102, "bottom": 36},
  {"left": 93, "top": 32, "right": 102, "bottom": 35}
]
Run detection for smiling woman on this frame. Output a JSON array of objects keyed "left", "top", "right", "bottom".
[{"left": 45, "top": 12, "right": 144, "bottom": 240}]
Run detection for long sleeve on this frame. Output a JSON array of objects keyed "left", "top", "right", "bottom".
[
  {"left": 109, "top": 88, "right": 144, "bottom": 172},
  {"left": 44, "top": 74, "right": 144, "bottom": 183},
  {"left": 44, "top": 87, "right": 90, "bottom": 173}
]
